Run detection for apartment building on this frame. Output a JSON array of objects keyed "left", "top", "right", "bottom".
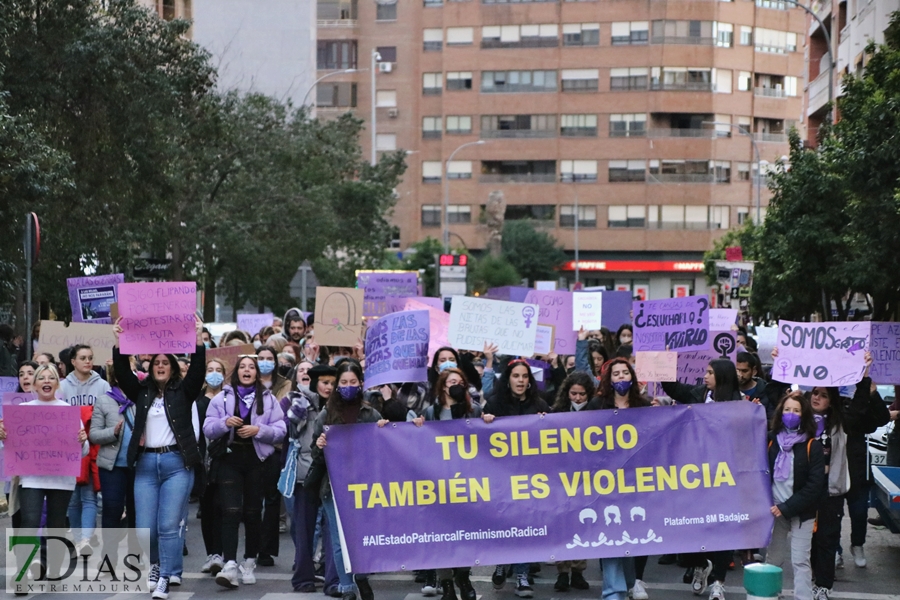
[{"left": 806, "top": 0, "right": 900, "bottom": 143}]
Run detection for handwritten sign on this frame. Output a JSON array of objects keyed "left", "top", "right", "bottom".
[
  {"left": 636, "top": 351, "right": 678, "bottom": 382},
  {"left": 573, "top": 292, "right": 603, "bottom": 330},
  {"left": 523, "top": 291, "right": 576, "bottom": 355},
  {"left": 315, "top": 287, "right": 365, "bottom": 347},
  {"left": 38, "top": 321, "right": 117, "bottom": 364},
  {"left": 206, "top": 344, "right": 256, "bottom": 374},
  {"left": 237, "top": 313, "right": 274, "bottom": 334},
  {"left": 357, "top": 272, "right": 420, "bottom": 318},
  {"left": 867, "top": 322, "right": 900, "bottom": 384},
  {"left": 2, "top": 404, "right": 82, "bottom": 477},
  {"left": 3, "top": 392, "right": 34, "bottom": 406},
  {"left": 448, "top": 297, "right": 538, "bottom": 357},
  {"left": 709, "top": 309, "right": 738, "bottom": 332},
  {"left": 117, "top": 282, "right": 197, "bottom": 354},
  {"left": 772, "top": 321, "right": 871, "bottom": 386},
  {"left": 364, "top": 310, "right": 430, "bottom": 388},
  {"left": 534, "top": 325, "right": 554, "bottom": 355},
  {"left": 67, "top": 274, "right": 124, "bottom": 324},
  {"left": 0, "top": 378, "right": 18, "bottom": 393},
  {"left": 676, "top": 332, "right": 738, "bottom": 386},
  {"left": 403, "top": 299, "right": 448, "bottom": 361},
  {"left": 632, "top": 296, "right": 711, "bottom": 352}
]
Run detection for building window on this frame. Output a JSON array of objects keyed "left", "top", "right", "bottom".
[
  {"left": 710, "top": 206, "right": 730, "bottom": 229},
  {"left": 317, "top": 82, "right": 357, "bottom": 108},
  {"left": 737, "top": 207, "right": 750, "bottom": 225},
  {"left": 754, "top": 28, "right": 798, "bottom": 53},
  {"left": 740, "top": 26, "right": 752, "bottom": 45},
  {"left": 651, "top": 20, "right": 714, "bottom": 44},
  {"left": 716, "top": 23, "right": 734, "bottom": 47},
  {"left": 423, "top": 116, "right": 442, "bottom": 139},
  {"left": 422, "top": 161, "right": 442, "bottom": 183},
  {"left": 713, "top": 160, "right": 731, "bottom": 183},
  {"left": 376, "top": 1, "right": 397, "bottom": 21},
  {"left": 651, "top": 67, "right": 713, "bottom": 91},
  {"left": 481, "top": 160, "right": 556, "bottom": 183},
  {"left": 610, "top": 67, "right": 649, "bottom": 90},
  {"left": 481, "top": 70, "right": 557, "bottom": 93},
  {"left": 447, "top": 205, "right": 472, "bottom": 223},
  {"left": 317, "top": 40, "right": 358, "bottom": 70},
  {"left": 560, "top": 160, "right": 598, "bottom": 182},
  {"left": 423, "top": 29, "right": 443, "bottom": 51},
  {"left": 423, "top": 73, "right": 442, "bottom": 95},
  {"left": 649, "top": 159, "right": 716, "bottom": 183},
  {"left": 738, "top": 71, "right": 752, "bottom": 91},
  {"left": 562, "top": 69, "right": 599, "bottom": 91},
  {"left": 447, "top": 71, "right": 473, "bottom": 90},
  {"left": 375, "top": 133, "right": 397, "bottom": 151},
  {"left": 736, "top": 162, "right": 751, "bottom": 181},
  {"left": 611, "top": 22, "right": 649, "bottom": 45},
  {"left": 318, "top": 0, "right": 358, "bottom": 20},
  {"left": 376, "top": 46, "right": 397, "bottom": 63},
  {"left": 560, "top": 206, "right": 597, "bottom": 227},
  {"left": 481, "top": 24, "right": 559, "bottom": 48},
  {"left": 505, "top": 205, "right": 556, "bottom": 220},
  {"left": 446, "top": 115, "right": 472, "bottom": 134},
  {"left": 447, "top": 27, "right": 474, "bottom": 45},
  {"left": 375, "top": 90, "right": 397, "bottom": 107},
  {"left": 608, "top": 205, "right": 646, "bottom": 228},
  {"left": 561, "top": 114, "right": 598, "bottom": 137},
  {"left": 481, "top": 114, "right": 557, "bottom": 138},
  {"left": 422, "top": 205, "right": 441, "bottom": 226},
  {"left": 609, "top": 160, "right": 646, "bottom": 182},
  {"left": 563, "top": 23, "right": 600, "bottom": 46},
  {"left": 424, "top": 0, "right": 443, "bottom": 7},
  {"left": 447, "top": 161, "right": 473, "bottom": 179},
  {"left": 609, "top": 114, "right": 646, "bottom": 137}
]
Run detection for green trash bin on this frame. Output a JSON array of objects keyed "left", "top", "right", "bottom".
[{"left": 744, "top": 563, "right": 782, "bottom": 600}]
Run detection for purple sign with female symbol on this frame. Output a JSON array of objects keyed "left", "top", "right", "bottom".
[
  {"left": 448, "top": 296, "right": 539, "bottom": 357},
  {"left": 773, "top": 320, "right": 871, "bottom": 386},
  {"left": 632, "top": 296, "right": 711, "bottom": 352}
]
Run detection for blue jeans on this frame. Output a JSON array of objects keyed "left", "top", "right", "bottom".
[
  {"left": 134, "top": 451, "right": 194, "bottom": 579},
  {"left": 67, "top": 483, "right": 98, "bottom": 543},
  {"left": 98, "top": 467, "right": 137, "bottom": 563},
  {"left": 322, "top": 495, "right": 366, "bottom": 592},
  {"left": 600, "top": 557, "right": 629, "bottom": 600}
]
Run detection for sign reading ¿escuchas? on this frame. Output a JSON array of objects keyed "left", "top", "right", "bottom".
[{"left": 324, "top": 402, "right": 774, "bottom": 573}]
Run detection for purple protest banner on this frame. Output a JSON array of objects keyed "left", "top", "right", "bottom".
[
  {"left": 325, "top": 402, "right": 773, "bottom": 573},
  {"left": 601, "top": 291, "right": 633, "bottom": 331},
  {"left": 485, "top": 286, "right": 532, "bottom": 303},
  {"left": 2, "top": 404, "right": 83, "bottom": 477},
  {"left": 869, "top": 322, "right": 900, "bottom": 384},
  {"left": 117, "top": 282, "right": 197, "bottom": 354},
  {"left": 0, "top": 377, "right": 18, "bottom": 393},
  {"left": 676, "top": 331, "right": 737, "bottom": 386},
  {"left": 385, "top": 296, "right": 443, "bottom": 314},
  {"left": 67, "top": 274, "right": 124, "bottom": 324},
  {"left": 357, "top": 272, "right": 420, "bottom": 317},
  {"left": 364, "top": 310, "right": 430, "bottom": 388},
  {"left": 772, "top": 321, "right": 871, "bottom": 386},
  {"left": 632, "top": 296, "right": 711, "bottom": 352},
  {"left": 523, "top": 290, "right": 577, "bottom": 355},
  {"left": 3, "top": 392, "right": 34, "bottom": 406},
  {"left": 237, "top": 313, "right": 274, "bottom": 334}
]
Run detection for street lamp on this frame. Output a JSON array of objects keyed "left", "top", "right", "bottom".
[
  {"left": 780, "top": 0, "right": 834, "bottom": 119},
  {"left": 705, "top": 121, "right": 763, "bottom": 224},
  {"left": 301, "top": 69, "right": 362, "bottom": 108},
  {"left": 443, "top": 140, "right": 487, "bottom": 253},
  {"left": 371, "top": 49, "right": 382, "bottom": 166}
]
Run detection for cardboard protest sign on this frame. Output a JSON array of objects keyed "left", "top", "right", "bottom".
[
  {"left": 865, "top": 322, "right": 900, "bottom": 384},
  {"left": 448, "top": 296, "right": 539, "bottom": 357},
  {"left": 676, "top": 331, "right": 738, "bottom": 386},
  {"left": 117, "top": 282, "right": 197, "bottom": 355},
  {"left": 534, "top": 325, "right": 554, "bottom": 355},
  {"left": 403, "top": 299, "right": 449, "bottom": 362},
  {"left": 636, "top": 351, "right": 678, "bottom": 382},
  {"left": 357, "top": 272, "right": 420, "bottom": 318},
  {"left": 3, "top": 392, "right": 34, "bottom": 406},
  {"left": 237, "top": 313, "right": 274, "bottom": 334},
  {"left": 573, "top": 292, "right": 603, "bottom": 330},
  {"left": 632, "top": 296, "right": 711, "bottom": 352},
  {"left": 206, "top": 344, "right": 256, "bottom": 374},
  {"left": 364, "top": 310, "right": 430, "bottom": 388},
  {"left": 601, "top": 291, "right": 633, "bottom": 330},
  {"left": 0, "top": 377, "right": 18, "bottom": 393},
  {"left": 38, "top": 321, "right": 117, "bottom": 364},
  {"left": 315, "top": 287, "right": 365, "bottom": 347},
  {"left": 67, "top": 274, "right": 124, "bottom": 324},
  {"left": 2, "top": 404, "right": 82, "bottom": 477},
  {"left": 523, "top": 290, "right": 576, "bottom": 355},
  {"left": 709, "top": 309, "right": 738, "bottom": 332},
  {"left": 772, "top": 321, "right": 871, "bottom": 386}
]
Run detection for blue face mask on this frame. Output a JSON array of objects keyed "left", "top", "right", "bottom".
[
  {"left": 205, "top": 372, "right": 224, "bottom": 388},
  {"left": 782, "top": 412, "right": 801, "bottom": 431},
  {"left": 258, "top": 360, "right": 276, "bottom": 375},
  {"left": 337, "top": 385, "right": 361, "bottom": 402},
  {"left": 203, "top": 341, "right": 211, "bottom": 349},
  {"left": 439, "top": 361, "right": 457, "bottom": 373},
  {"left": 612, "top": 379, "right": 633, "bottom": 396}
]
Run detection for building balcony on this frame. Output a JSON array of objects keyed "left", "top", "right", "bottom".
[
  {"left": 479, "top": 173, "right": 556, "bottom": 183},
  {"left": 481, "top": 39, "right": 559, "bottom": 49},
  {"left": 648, "top": 128, "right": 720, "bottom": 139},
  {"left": 648, "top": 173, "right": 718, "bottom": 183},
  {"left": 317, "top": 19, "right": 357, "bottom": 28},
  {"left": 753, "top": 132, "right": 788, "bottom": 143},
  {"left": 650, "top": 35, "right": 715, "bottom": 46},
  {"left": 807, "top": 69, "right": 831, "bottom": 117},
  {"left": 482, "top": 130, "right": 556, "bottom": 139},
  {"left": 754, "top": 87, "right": 787, "bottom": 98},
  {"left": 651, "top": 81, "right": 715, "bottom": 92}
]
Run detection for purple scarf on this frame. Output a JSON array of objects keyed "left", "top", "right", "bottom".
[
  {"left": 774, "top": 429, "right": 808, "bottom": 482},
  {"left": 106, "top": 387, "right": 133, "bottom": 414},
  {"left": 236, "top": 385, "right": 256, "bottom": 420}
]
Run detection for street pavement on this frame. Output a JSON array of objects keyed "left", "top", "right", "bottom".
[{"left": 1, "top": 504, "right": 898, "bottom": 599}]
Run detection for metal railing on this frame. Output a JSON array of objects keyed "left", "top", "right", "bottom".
[
  {"left": 561, "top": 127, "right": 598, "bottom": 137},
  {"left": 753, "top": 132, "right": 788, "bottom": 143},
  {"left": 648, "top": 173, "right": 718, "bottom": 183},
  {"left": 481, "top": 38, "right": 559, "bottom": 49},
  {"left": 650, "top": 35, "right": 715, "bottom": 46},
  {"left": 650, "top": 81, "right": 715, "bottom": 92},
  {"left": 317, "top": 19, "right": 357, "bottom": 27},
  {"left": 754, "top": 87, "right": 787, "bottom": 98},
  {"left": 481, "top": 129, "right": 556, "bottom": 139},
  {"left": 479, "top": 173, "right": 557, "bottom": 183},
  {"left": 648, "top": 128, "right": 718, "bottom": 138}
]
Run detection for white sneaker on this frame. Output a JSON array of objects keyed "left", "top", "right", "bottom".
[
  {"left": 152, "top": 577, "right": 169, "bottom": 600},
  {"left": 168, "top": 575, "right": 181, "bottom": 586},
  {"left": 147, "top": 563, "right": 160, "bottom": 590},
  {"left": 75, "top": 540, "right": 93, "bottom": 557},
  {"left": 708, "top": 580, "right": 725, "bottom": 600},
  {"left": 240, "top": 558, "right": 257, "bottom": 584},
  {"left": 835, "top": 553, "right": 844, "bottom": 569},
  {"left": 514, "top": 574, "right": 534, "bottom": 598},
  {"left": 850, "top": 545, "right": 866, "bottom": 568},
  {"left": 216, "top": 560, "right": 240, "bottom": 589},
  {"left": 813, "top": 586, "right": 830, "bottom": 600},
  {"left": 692, "top": 560, "right": 712, "bottom": 595},
  {"left": 201, "top": 554, "right": 224, "bottom": 574},
  {"left": 631, "top": 578, "right": 650, "bottom": 600}
]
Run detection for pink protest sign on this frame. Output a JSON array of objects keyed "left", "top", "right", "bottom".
[
  {"left": 404, "top": 298, "right": 449, "bottom": 362},
  {"left": 773, "top": 321, "right": 871, "bottom": 386},
  {"left": 2, "top": 404, "right": 83, "bottom": 477},
  {"left": 3, "top": 392, "right": 34, "bottom": 406},
  {"left": 117, "top": 282, "right": 197, "bottom": 354}
]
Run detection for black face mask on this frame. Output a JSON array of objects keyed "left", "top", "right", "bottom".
[
  {"left": 278, "top": 364, "right": 293, "bottom": 378},
  {"left": 448, "top": 384, "right": 467, "bottom": 402}
]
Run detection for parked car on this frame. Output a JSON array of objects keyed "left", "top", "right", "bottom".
[{"left": 868, "top": 385, "right": 896, "bottom": 467}]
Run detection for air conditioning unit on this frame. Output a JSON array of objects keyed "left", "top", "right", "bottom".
[
  {"left": 387, "top": 107, "right": 399, "bottom": 118},
  {"left": 378, "top": 62, "right": 393, "bottom": 73}
]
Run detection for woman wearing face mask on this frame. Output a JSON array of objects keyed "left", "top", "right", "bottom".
[
  {"left": 616, "top": 324, "right": 633, "bottom": 349},
  {"left": 310, "top": 361, "right": 381, "bottom": 600},
  {"left": 197, "top": 359, "right": 228, "bottom": 576},
  {"left": 16, "top": 360, "right": 37, "bottom": 393},
  {"left": 112, "top": 318, "right": 206, "bottom": 600},
  {"left": 766, "top": 391, "right": 825, "bottom": 600},
  {"left": 204, "top": 355, "right": 286, "bottom": 589},
  {"left": 661, "top": 359, "right": 742, "bottom": 405},
  {"left": 1, "top": 364, "right": 89, "bottom": 587},
  {"left": 482, "top": 359, "right": 549, "bottom": 598}
]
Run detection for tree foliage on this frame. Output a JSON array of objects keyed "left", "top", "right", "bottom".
[
  {"left": 500, "top": 221, "right": 567, "bottom": 285},
  {"left": 469, "top": 255, "right": 521, "bottom": 295}
]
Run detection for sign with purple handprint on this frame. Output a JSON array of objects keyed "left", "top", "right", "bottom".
[{"left": 448, "top": 296, "right": 539, "bottom": 357}]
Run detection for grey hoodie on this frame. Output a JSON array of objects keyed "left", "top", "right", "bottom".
[{"left": 59, "top": 370, "right": 111, "bottom": 407}]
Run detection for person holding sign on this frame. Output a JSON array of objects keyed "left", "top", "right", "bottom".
[
  {"left": 203, "top": 355, "right": 286, "bottom": 590},
  {"left": 111, "top": 317, "right": 206, "bottom": 600},
  {"left": 0, "top": 364, "right": 89, "bottom": 585}
]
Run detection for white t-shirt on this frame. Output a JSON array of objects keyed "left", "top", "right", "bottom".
[
  {"left": 145, "top": 396, "right": 177, "bottom": 448},
  {"left": 19, "top": 399, "right": 89, "bottom": 491}
]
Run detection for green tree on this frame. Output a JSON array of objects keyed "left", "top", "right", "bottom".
[
  {"left": 500, "top": 220, "right": 567, "bottom": 285},
  {"left": 469, "top": 255, "right": 521, "bottom": 295}
]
